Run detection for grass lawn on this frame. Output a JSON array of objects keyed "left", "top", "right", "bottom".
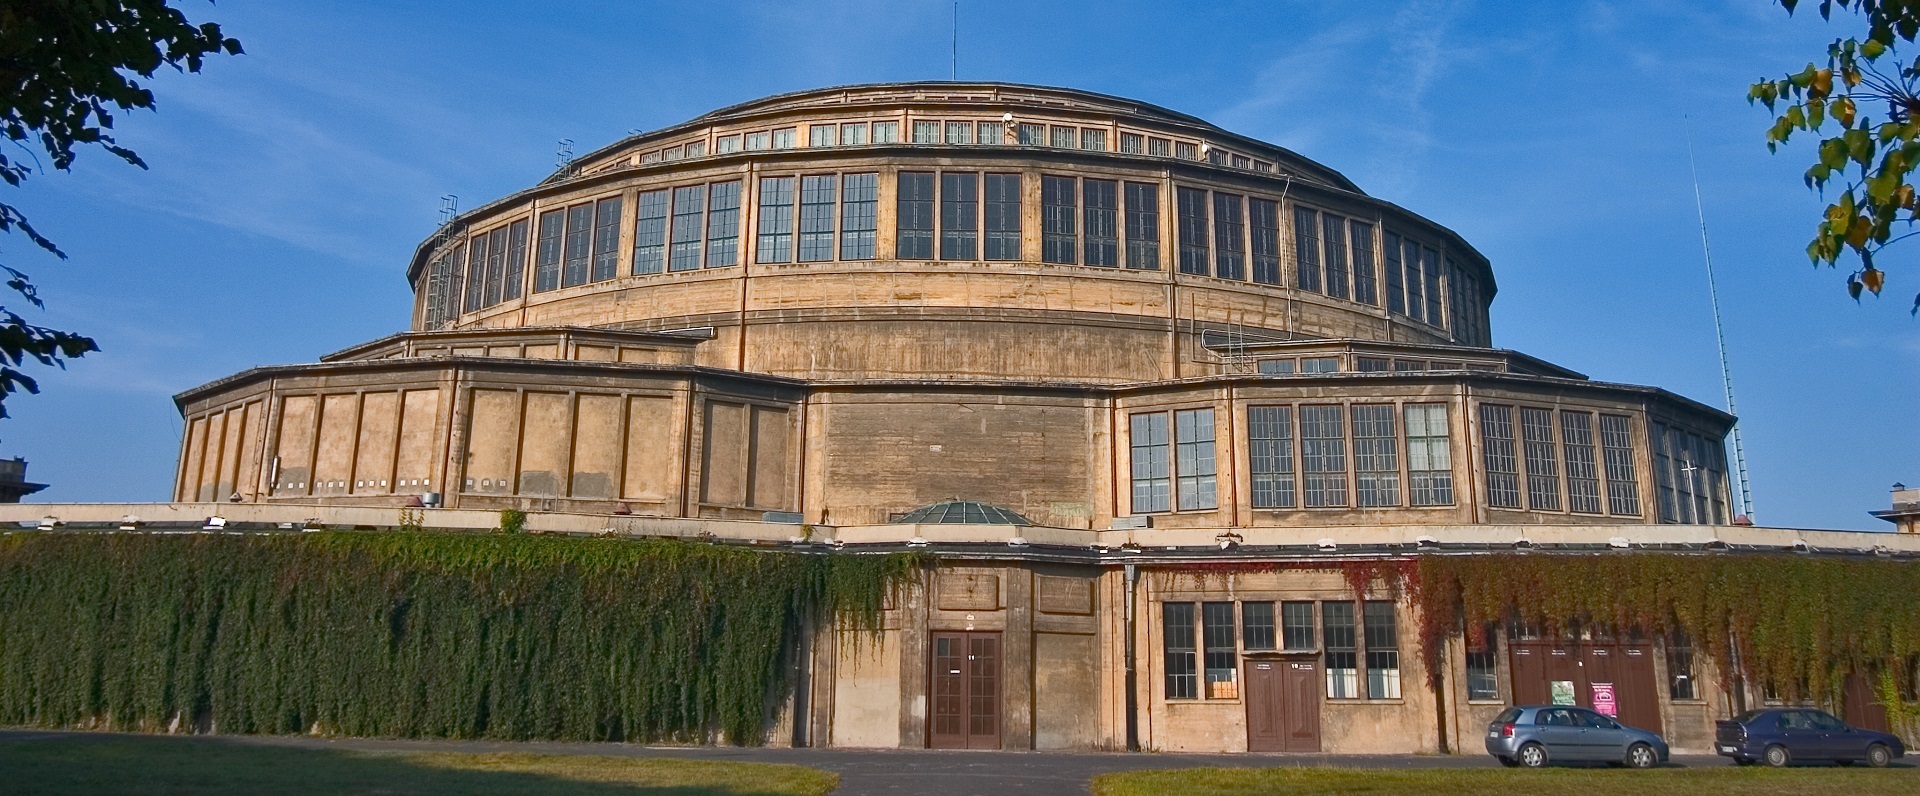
[
  {"left": 1091, "top": 766, "right": 1919, "bottom": 796},
  {"left": 0, "top": 735, "right": 837, "bottom": 795}
]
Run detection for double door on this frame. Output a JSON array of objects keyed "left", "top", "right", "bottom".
[
  {"left": 1245, "top": 655, "right": 1321, "bottom": 752},
  {"left": 1510, "top": 639, "right": 1662, "bottom": 735},
  {"left": 930, "top": 632, "right": 1000, "bottom": 749}
]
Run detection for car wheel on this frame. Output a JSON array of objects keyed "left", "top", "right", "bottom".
[
  {"left": 1626, "top": 743, "right": 1657, "bottom": 769},
  {"left": 1764, "top": 744, "right": 1791, "bottom": 768},
  {"left": 1867, "top": 743, "right": 1892, "bottom": 768},
  {"left": 1499, "top": 755, "right": 1521, "bottom": 768},
  {"left": 1518, "top": 743, "right": 1549, "bottom": 768}
]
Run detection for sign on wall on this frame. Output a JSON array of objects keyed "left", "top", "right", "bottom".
[
  {"left": 1592, "top": 683, "right": 1617, "bottom": 717},
  {"left": 1550, "top": 680, "right": 1576, "bottom": 705}
]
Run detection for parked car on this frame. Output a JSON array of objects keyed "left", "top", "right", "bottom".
[
  {"left": 1715, "top": 708, "right": 1905, "bottom": 767},
  {"left": 1485, "top": 705, "right": 1669, "bottom": 768}
]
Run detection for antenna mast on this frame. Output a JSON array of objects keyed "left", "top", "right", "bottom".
[
  {"left": 951, "top": 2, "right": 958, "bottom": 80},
  {"left": 1684, "top": 119, "right": 1756, "bottom": 522}
]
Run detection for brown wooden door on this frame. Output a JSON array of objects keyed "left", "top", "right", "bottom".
[
  {"left": 1615, "top": 643, "right": 1663, "bottom": 735},
  {"left": 1245, "top": 656, "right": 1320, "bottom": 752},
  {"left": 1843, "top": 671, "right": 1891, "bottom": 732},
  {"left": 1510, "top": 643, "right": 1549, "bottom": 705},
  {"left": 929, "top": 632, "right": 1000, "bottom": 749}
]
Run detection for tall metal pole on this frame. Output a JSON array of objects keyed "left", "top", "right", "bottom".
[
  {"left": 951, "top": 2, "right": 958, "bottom": 80},
  {"left": 1684, "top": 118, "right": 1756, "bottom": 521}
]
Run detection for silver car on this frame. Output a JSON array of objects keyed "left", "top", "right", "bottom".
[{"left": 1485, "top": 705, "right": 1670, "bottom": 768}]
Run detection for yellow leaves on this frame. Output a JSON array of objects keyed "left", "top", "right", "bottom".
[
  {"left": 1847, "top": 214, "right": 1874, "bottom": 248},
  {"left": 1810, "top": 68, "right": 1834, "bottom": 100},
  {"left": 1863, "top": 266, "right": 1886, "bottom": 295},
  {"left": 1835, "top": 95, "right": 1857, "bottom": 127},
  {"left": 1898, "top": 183, "right": 1915, "bottom": 209}
]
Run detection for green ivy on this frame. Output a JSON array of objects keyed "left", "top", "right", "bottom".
[{"left": 0, "top": 531, "right": 921, "bottom": 744}]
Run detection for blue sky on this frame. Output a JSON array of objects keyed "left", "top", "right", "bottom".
[{"left": 5, "top": 1, "right": 1915, "bottom": 529}]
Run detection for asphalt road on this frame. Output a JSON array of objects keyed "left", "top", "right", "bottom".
[{"left": 0, "top": 729, "right": 1901, "bottom": 796}]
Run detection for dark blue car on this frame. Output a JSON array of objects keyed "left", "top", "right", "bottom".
[{"left": 1716, "top": 708, "right": 1905, "bottom": 767}]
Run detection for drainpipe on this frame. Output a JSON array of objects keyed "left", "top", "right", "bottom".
[{"left": 1124, "top": 562, "right": 1140, "bottom": 752}]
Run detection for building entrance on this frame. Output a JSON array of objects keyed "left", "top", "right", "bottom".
[
  {"left": 1509, "top": 637, "right": 1662, "bottom": 735},
  {"left": 1245, "top": 654, "right": 1321, "bottom": 752},
  {"left": 929, "top": 631, "right": 1000, "bottom": 749}
]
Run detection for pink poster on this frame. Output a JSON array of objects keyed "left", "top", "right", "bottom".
[{"left": 1592, "top": 683, "right": 1617, "bottom": 717}]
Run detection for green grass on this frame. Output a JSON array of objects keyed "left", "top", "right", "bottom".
[
  {"left": 1090, "top": 766, "right": 1919, "bottom": 796},
  {"left": 0, "top": 736, "right": 838, "bottom": 795}
]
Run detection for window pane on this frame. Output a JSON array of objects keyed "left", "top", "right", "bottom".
[
  {"left": 1130, "top": 413, "right": 1171, "bottom": 514},
  {"left": 1120, "top": 132, "right": 1144, "bottom": 154},
  {"left": 1300, "top": 356, "right": 1338, "bottom": 374},
  {"left": 1667, "top": 630, "right": 1697, "bottom": 700},
  {"left": 840, "top": 173, "right": 878, "bottom": 261},
  {"left": 1466, "top": 632, "right": 1498, "bottom": 700},
  {"left": 982, "top": 173, "right": 1020, "bottom": 261},
  {"left": 1402, "top": 238, "right": 1424, "bottom": 323},
  {"left": 589, "top": 197, "right": 621, "bottom": 281},
  {"left": 1323, "top": 215, "right": 1350, "bottom": 299},
  {"left": 809, "top": 123, "right": 834, "bottom": 147},
  {"left": 944, "top": 121, "right": 972, "bottom": 145},
  {"left": 1213, "top": 193, "right": 1245, "bottom": 280},
  {"left": 1600, "top": 414, "right": 1642, "bottom": 516},
  {"left": 1521, "top": 407, "right": 1561, "bottom": 511},
  {"left": 896, "top": 172, "right": 935, "bottom": 259},
  {"left": 871, "top": 121, "right": 898, "bottom": 144},
  {"left": 1302, "top": 405, "right": 1347, "bottom": 507},
  {"left": 1481, "top": 404, "right": 1521, "bottom": 508},
  {"left": 1042, "top": 175, "right": 1077, "bottom": 265},
  {"left": 797, "top": 175, "right": 836, "bottom": 263},
  {"left": 1352, "top": 405, "right": 1400, "bottom": 507},
  {"left": 1082, "top": 128, "right": 1107, "bottom": 151},
  {"left": 771, "top": 127, "right": 796, "bottom": 149},
  {"left": 1365, "top": 601, "right": 1401, "bottom": 699},
  {"left": 1250, "top": 198, "right": 1282, "bottom": 286},
  {"left": 1018, "top": 123, "right": 1044, "bottom": 146},
  {"left": 755, "top": 178, "right": 794, "bottom": 264},
  {"left": 535, "top": 210, "right": 563, "bottom": 291},
  {"left": 940, "top": 172, "right": 978, "bottom": 260},
  {"left": 1149, "top": 137, "right": 1171, "bottom": 157},
  {"left": 744, "top": 131, "right": 769, "bottom": 151},
  {"left": 1258, "top": 358, "right": 1295, "bottom": 375},
  {"left": 1124, "top": 183, "right": 1160, "bottom": 270},
  {"left": 669, "top": 185, "right": 705, "bottom": 271},
  {"left": 912, "top": 120, "right": 940, "bottom": 143},
  {"left": 1242, "top": 602, "right": 1275, "bottom": 651},
  {"left": 703, "top": 182, "right": 740, "bottom": 268},
  {"left": 1282, "top": 602, "right": 1316, "bottom": 651},
  {"left": 1175, "top": 408, "right": 1217, "bottom": 511},
  {"left": 1176, "top": 141, "right": 1198, "bottom": 160},
  {"left": 1203, "top": 602, "right": 1238, "bottom": 698},
  {"left": 1384, "top": 232, "right": 1405, "bottom": 314},
  {"left": 1164, "top": 603, "right": 1197, "bottom": 700},
  {"left": 1562, "top": 411, "right": 1602, "bottom": 513},
  {"left": 484, "top": 227, "right": 507, "bottom": 307},
  {"left": 1405, "top": 404, "right": 1454, "bottom": 506},
  {"left": 1351, "top": 222, "right": 1377, "bottom": 305},
  {"left": 977, "top": 121, "right": 1004, "bottom": 145},
  {"left": 1294, "top": 207, "right": 1322, "bottom": 293},
  {"left": 1356, "top": 356, "right": 1390, "bottom": 373},
  {"left": 1423, "top": 247, "right": 1444, "bottom": 326},
  {"left": 503, "top": 218, "right": 529, "bottom": 300},
  {"left": 1050, "top": 125, "right": 1075, "bottom": 148},
  {"left": 1177, "top": 187, "right": 1208, "bottom": 275},
  {"left": 840, "top": 123, "right": 868, "bottom": 145},
  {"left": 1249, "top": 406, "right": 1295, "bottom": 509},
  {"left": 715, "top": 135, "right": 740, "bottom": 154},
  {"left": 463, "top": 231, "right": 486, "bottom": 312},
  {"left": 684, "top": 140, "right": 705, "bottom": 158},
  {"left": 1324, "top": 602, "right": 1357, "bottom": 699},
  {"left": 563, "top": 202, "right": 593, "bottom": 287},
  {"left": 1084, "top": 179, "right": 1118, "bottom": 267}
]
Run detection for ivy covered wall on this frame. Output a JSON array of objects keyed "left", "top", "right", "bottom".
[{"left": 0, "top": 531, "right": 920, "bottom": 743}]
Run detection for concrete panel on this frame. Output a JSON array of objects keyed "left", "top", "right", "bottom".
[
  {"left": 217, "top": 405, "right": 247, "bottom": 501},
  {"left": 235, "top": 401, "right": 264, "bottom": 501},
  {"left": 395, "top": 389, "right": 439, "bottom": 491},
  {"left": 518, "top": 392, "right": 572, "bottom": 496},
  {"left": 352, "top": 391, "right": 398, "bottom": 494},
  {"left": 748, "top": 405, "right": 790, "bottom": 510},
  {"left": 466, "top": 389, "right": 520, "bottom": 495},
  {"left": 197, "top": 412, "right": 226, "bottom": 502},
  {"left": 701, "top": 400, "right": 749, "bottom": 506},
  {"left": 571, "top": 393, "right": 622, "bottom": 499},
  {"left": 830, "top": 631, "right": 903, "bottom": 748},
  {"left": 182, "top": 416, "right": 208, "bottom": 502},
  {"left": 622, "top": 395, "right": 676, "bottom": 501},
  {"left": 312, "top": 393, "right": 359, "bottom": 497},
  {"left": 1034, "top": 632, "right": 1100, "bottom": 750},
  {"left": 1037, "top": 575, "right": 1094, "bottom": 615},
  {"left": 938, "top": 573, "right": 1001, "bottom": 611},
  {"left": 272, "top": 395, "right": 317, "bottom": 496}
]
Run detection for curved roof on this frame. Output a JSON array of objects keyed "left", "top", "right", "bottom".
[{"left": 892, "top": 500, "right": 1031, "bottom": 525}]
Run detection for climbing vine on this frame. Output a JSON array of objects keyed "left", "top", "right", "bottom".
[{"left": 0, "top": 531, "right": 922, "bottom": 744}]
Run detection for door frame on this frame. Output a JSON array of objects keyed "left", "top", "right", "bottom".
[
  {"left": 927, "top": 630, "right": 1002, "bottom": 750},
  {"left": 1243, "top": 650, "right": 1322, "bottom": 753}
]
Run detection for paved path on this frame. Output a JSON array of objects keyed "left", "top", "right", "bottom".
[{"left": 0, "top": 729, "right": 1887, "bottom": 796}]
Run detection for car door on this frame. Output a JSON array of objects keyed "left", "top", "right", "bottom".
[
  {"left": 1535, "top": 708, "right": 1588, "bottom": 760},
  {"left": 1777, "top": 710, "right": 1825, "bottom": 759},
  {"left": 1577, "top": 708, "right": 1629, "bottom": 761},
  {"left": 1808, "top": 710, "right": 1859, "bottom": 760}
]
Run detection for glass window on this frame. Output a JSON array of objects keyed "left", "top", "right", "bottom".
[
  {"left": 503, "top": 218, "right": 529, "bottom": 300},
  {"left": 1120, "top": 132, "right": 1145, "bottom": 154},
  {"left": 1148, "top": 137, "right": 1171, "bottom": 157},
  {"left": 912, "top": 120, "right": 940, "bottom": 143},
  {"left": 641, "top": 151, "right": 660, "bottom": 164},
  {"left": 1668, "top": 630, "right": 1697, "bottom": 700},
  {"left": 1203, "top": 602, "right": 1238, "bottom": 698},
  {"left": 744, "top": 131, "right": 770, "bottom": 151},
  {"left": 871, "top": 120, "right": 899, "bottom": 144},
  {"left": 1562, "top": 411, "right": 1602, "bottom": 513},
  {"left": 1422, "top": 246, "right": 1445, "bottom": 326},
  {"left": 669, "top": 185, "right": 705, "bottom": 271},
  {"left": 1050, "top": 125, "right": 1075, "bottom": 148},
  {"left": 1084, "top": 179, "right": 1117, "bottom": 267},
  {"left": 841, "top": 173, "right": 878, "bottom": 261},
  {"left": 1322, "top": 215, "right": 1351, "bottom": 299},
  {"left": 1124, "top": 182, "right": 1160, "bottom": 270},
  {"left": 484, "top": 227, "right": 507, "bottom": 307},
  {"left": 798, "top": 175, "right": 836, "bottom": 263},
  {"left": 1299, "top": 356, "right": 1338, "bottom": 374},
  {"left": 1355, "top": 356, "right": 1390, "bottom": 372},
  {"left": 1301, "top": 405, "right": 1348, "bottom": 508},
  {"left": 1521, "top": 407, "right": 1561, "bottom": 511},
  {"left": 1365, "top": 601, "right": 1401, "bottom": 699},
  {"left": 1243, "top": 602, "right": 1276, "bottom": 651},
  {"left": 715, "top": 135, "right": 741, "bottom": 154},
  {"left": 1294, "top": 207, "right": 1321, "bottom": 293},
  {"left": 982, "top": 173, "right": 1020, "bottom": 261},
  {"left": 535, "top": 209, "right": 563, "bottom": 292},
  {"left": 1232, "top": 154, "right": 1251, "bottom": 169},
  {"left": 592, "top": 196, "right": 622, "bottom": 281},
  {"left": 1394, "top": 359, "right": 1427, "bottom": 372},
  {"left": 1249, "top": 406, "right": 1295, "bottom": 509},
  {"left": 687, "top": 140, "right": 708, "bottom": 157},
  {"left": 939, "top": 172, "right": 978, "bottom": 260},
  {"left": 755, "top": 177, "right": 794, "bottom": 264},
  {"left": 1176, "top": 187, "right": 1208, "bottom": 275},
  {"left": 1258, "top": 358, "right": 1295, "bottom": 375},
  {"left": 1351, "top": 222, "right": 1377, "bottom": 305},
  {"left": 1213, "top": 193, "right": 1245, "bottom": 280},
  {"left": 1352, "top": 405, "right": 1400, "bottom": 507},
  {"left": 1250, "top": 198, "right": 1282, "bottom": 286},
  {"left": 1405, "top": 404, "right": 1454, "bottom": 506},
  {"left": 1324, "top": 602, "right": 1358, "bottom": 699},
  {"left": 463, "top": 231, "right": 486, "bottom": 312},
  {"left": 1082, "top": 128, "right": 1107, "bottom": 151},
  {"left": 771, "top": 127, "right": 796, "bottom": 149},
  {"left": 1384, "top": 232, "right": 1405, "bottom": 314},
  {"left": 703, "top": 182, "right": 740, "bottom": 269},
  {"left": 976, "top": 121, "right": 1004, "bottom": 145},
  {"left": 632, "top": 190, "right": 669, "bottom": 275},
  {"left": 1283, "top": 602, "right": 1316, "bottom": 650},
  {"left": 1018, "top": 123, "right": 1044, "bottom": 145},
  {"left": 1466, "top": 633, "right": 1498, "bottom": 700},
  {"left": 1175, "top": 408, "right": 1218, "bottom": 511},
  {"left": 1481, "top": 404, "right": 1521, "bottom": 509},
  {"left": 1208, "top": 148, "right": 1228, "bottom": 165},
  {"left": 1130, "top": 412, "right": 1171, "bottom": 514},
  {"left": 660, "top": 145, "right": 682, "bottom": 162},
  {"left": 809, "top": 124, "right": 834, "bottom": 147},
  {"left": 896, "top": 172, "right": 935, "bottom": 260},
  {"left": 1175, "top": 141, "right": 1198, "bottom": 160},
  {"left": 563, "top": 202, "right": 593, "bottom": 287},
  {"left": 1164, "top": 603, "right": 1197, "bottom": 700},
  {"left": 1402, "top": 237, "right": 1425, "bottom": 323},
  {"left": 944, "top": 121, "right": 972, "bottom": 145},
  {"left": 1042, "top": 175, "right": 1077, "bottom": 265}
]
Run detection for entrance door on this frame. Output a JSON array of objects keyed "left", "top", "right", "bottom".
[
  {"left": 929, "top": 632, "right": 1000, "bottom": 749},
  {"left": 1843, "top": 672, "right": 1891, "bottom": 732},
  {"left": 1246, "top": 656, "right": 1320, "bottom": 752},
  {"left": 1615, "top": 643, "right": 1662, "bottom": 735}
]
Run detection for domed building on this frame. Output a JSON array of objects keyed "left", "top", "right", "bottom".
[{"left": 157, "top": 83, "right": 1915, "bottom": 755}]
